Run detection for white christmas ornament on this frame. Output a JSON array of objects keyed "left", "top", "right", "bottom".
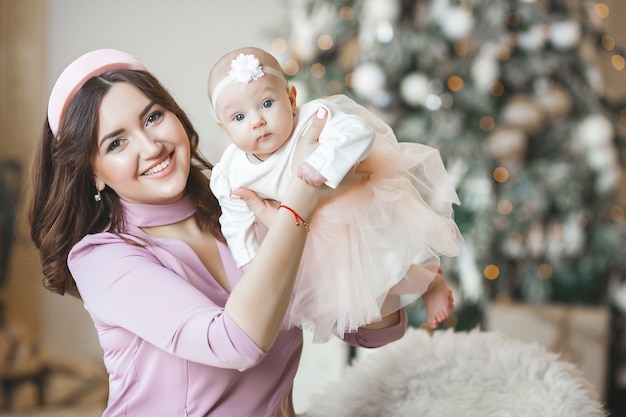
[
  {"left": 486, "top": 126, "right": 528, "bottom": 165},
  {"left": 439, "top": 6, "right": 474, "bottom": 40},
  {"left": 352, "top": 63, "right": 386, "bottom": 101},
  {"left": 501, "top": 95, "right": 545, "bottom": 134},
  {"left": 460, "top": 176, "right": 493, "bottom": 211},
  {"left": 503, "top": 233, "right": 526, "bottom": 259},
  {"left": 400, "top": 73, "right": 430, "bottom": 106},
  {"left": 425, "top": 95, "right": 443, "bottom": 111},
  {"left": 518, "top": 25, "right": 546, "bottom": 51},
  {"left": 360, "top": 0, "right": 400, "bottom": 45},
  {"left": 550, "top": 20, "right": 582, "bottom": 50},
  {"left": 574, "top": 114, "right": 620, "bottom": 192},
  {"left": 429, "top": 0, "right": 451, "bottom": 22},
  {"left": 472, "top": 43, "right": 501, "bottom": 93},
  {"left": 587, "top": 148, "right": 614, "bottom": 170},
  {"left": 376, "top": 22, "right": 395, "bottom": 43},
  {"left": 526, "top": 220, "right": 546, "bottom": 258},
  {"left": 533, "top": 80, "right": 571, "bottom": 121},
  {"left": 363, "top": 0, "right": 400, "bottom": 23},
  {"left": 457, "top": 241, "right": 483, "bottom": 303},
  {"left": 546, "top": 214, "right": 585, "bottom": 262},
  {"left": 597, "top": 167, "right": 620, "bottom": 193},
  {"left": 576, "top": 114, "right": 614, "bottom": 148}
]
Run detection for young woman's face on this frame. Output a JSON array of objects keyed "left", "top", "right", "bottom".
[
  {"left": 215, "top": 74, "right": 297, "bottom": 161},
  {"left": 92, "top": 82, "right": 191, "bottom": 204}
]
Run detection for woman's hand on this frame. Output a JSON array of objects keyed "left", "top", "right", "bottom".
[{"left": 230, "top": 188, "right": 278, "bottom": 229}]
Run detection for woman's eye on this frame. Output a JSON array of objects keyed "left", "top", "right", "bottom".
[
  {"left": 234, "top": 113, "right": 245, "bottom": 122},
  {"left": 262, "top": 100, "right": 273, "bottom": 109},
  {"left": 146, "top": 110, "right": 164, "bottom": 126},
  {"left": 107, "top": 138, "right": 123, "bottom": 153}
]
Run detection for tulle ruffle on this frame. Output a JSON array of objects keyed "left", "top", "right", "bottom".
[{"left": 286, "top": 96, "right": 464, "bottom": 342}]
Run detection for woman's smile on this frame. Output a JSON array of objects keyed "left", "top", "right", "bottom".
[{"left": 142, "top": 153, "right": 174, "bottom": 176}]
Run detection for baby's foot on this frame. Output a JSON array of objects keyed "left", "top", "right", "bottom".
[{"left": 421, "top": 273, "right": 454, "bottom": 329}]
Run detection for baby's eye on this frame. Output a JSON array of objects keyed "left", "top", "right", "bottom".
[
  {"left": 234, "top": 113, "right": 245, "bottom": 122},
  {"left": 262, "top": 100, "right": 273, "bottom": 109}
]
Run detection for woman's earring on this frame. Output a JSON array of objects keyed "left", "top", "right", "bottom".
[{"left": 94, "top": 188, "right": 102, "bottom": 202}]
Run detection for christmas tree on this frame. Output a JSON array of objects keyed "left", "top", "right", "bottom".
[{"left": 275, "top": 0, "right": 626, "bottom": 328}]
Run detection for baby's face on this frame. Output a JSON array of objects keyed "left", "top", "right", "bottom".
[{"left": 215, "top": 74, "right": 296, "bottom": 160}]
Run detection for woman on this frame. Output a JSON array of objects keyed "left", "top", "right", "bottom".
[{"left": 29, "top": 49, "right": 407, "bottom": 417}]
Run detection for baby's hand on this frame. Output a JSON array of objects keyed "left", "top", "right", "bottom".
[{"left": 298, "top": 161, "right": 327, "bottom": 187}]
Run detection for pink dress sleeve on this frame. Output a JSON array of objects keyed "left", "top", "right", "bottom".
[
  {"left": 341, "top": 308, "right": 408, "bottom": 348},
  {"left": 68, "top": 233, "right": 266, "bottom": 371}
]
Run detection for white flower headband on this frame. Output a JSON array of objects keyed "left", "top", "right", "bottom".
[{"left": 210, "top": 53, "right": 286, "bottom": 109}]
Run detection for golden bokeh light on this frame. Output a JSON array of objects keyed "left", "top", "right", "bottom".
[
  {"left": 344, "top": 72, "right": 353, "bottom": 88},
  {"left": 496, "top": 46, "right": 511, "bottom": 61},
  {"left": 480, "top": 116, "right": 495, "bottom": 131},
  {"left": 339, "top": 6, "right": 354, "bottom": 21},
  {"left": 484, "top": 264, "right": 500, "bottom": 280},
  {"left": 310, "top": 63, "right": 326, "bottom": 79},
  {"left": 611, "top": 55, "right": 625, "bottom": 71},
  {"left": 453, "top": 40, "right": 469, "bottom": 56},
  {"left": 594, "top": 3, "right": 610, "bottom": 19},
  {"left": 601, "top": 35, "right": 615, "bottom": 51},
  {"left": 447, "top": 75, "right": 464, "bottom": 92},
  {"left": 271, "top": 38, "right": 287, "bottom": 54},
  {"left": 538, "top": 263, "right": 553, "bottom": 279},
  {"left": 317, "top": 35, "right": 334, "bottom": 51},
  {"left": 497, "top": 199, "right": 513, "bottom": 215},
  {"left": 493, "top": 167, "right": 509, "bottom": 183},
  {"left": 611, "top": 205, "right": 625, "bottom": 222},
  {"left": 283, "top": 59, "right": 299, "bottom": 76},
  {"left": 490, "top": 82, "right": 505, "bottom": 97}
]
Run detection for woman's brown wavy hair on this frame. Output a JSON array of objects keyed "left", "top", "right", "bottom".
[{"left": 29, "top": 69, "right": 223, "bottom": 298}]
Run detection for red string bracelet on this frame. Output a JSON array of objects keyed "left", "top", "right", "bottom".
[{"left": 278, "top": 204, "right": 310, "bottom": 232}]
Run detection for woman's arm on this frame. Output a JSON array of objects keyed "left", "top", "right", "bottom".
[{"left": 343, "top": 309, "right": 408, "bottom": 349}]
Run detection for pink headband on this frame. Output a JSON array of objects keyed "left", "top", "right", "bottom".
[{"left": 47, "top": 49, "right": 146, "bottom": 136}]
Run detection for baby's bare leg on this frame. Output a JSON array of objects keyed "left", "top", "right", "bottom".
[{"left": 421, "top": 269, "right": 454, "bottom": 328}]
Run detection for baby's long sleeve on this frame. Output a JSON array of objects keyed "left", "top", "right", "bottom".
[
  {"left": 210, "top": 163, "right": 258, "bottom": 267},
  {"left": 303, "top": 98, "right": 375, "bottom": 189}
]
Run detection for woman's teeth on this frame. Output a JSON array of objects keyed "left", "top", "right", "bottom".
[{"left": 143, "top": 156, "right": 171, "bottom": 176}]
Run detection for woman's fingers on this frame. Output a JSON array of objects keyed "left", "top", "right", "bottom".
[
  {"left": 304, "top": 108, "right": 328, "bottom": 143},
  {"left": 291, "top": 108, "right": 328, "bottom": 171},
  {"left": 231, "top": 187, "right": 279, "bottom": 228},
  {"left": 334, "top": 164, "right": 372, "bottom": 195}
]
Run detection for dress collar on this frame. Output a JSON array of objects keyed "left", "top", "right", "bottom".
[{"left": 121, "top": 194, "right": 196, "bottom": 227}]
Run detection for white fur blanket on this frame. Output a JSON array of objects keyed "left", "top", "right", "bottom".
[{"left": 306, "top": 328, "right": 607, "bottom": 417}]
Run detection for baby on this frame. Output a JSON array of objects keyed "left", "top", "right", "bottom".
[{"left": 208, "top": 47, "right": 463, "bottom": 341}]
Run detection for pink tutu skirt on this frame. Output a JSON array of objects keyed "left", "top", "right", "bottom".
[{"left": 286, "top": 96, "right": 464, "bottom": 342}]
